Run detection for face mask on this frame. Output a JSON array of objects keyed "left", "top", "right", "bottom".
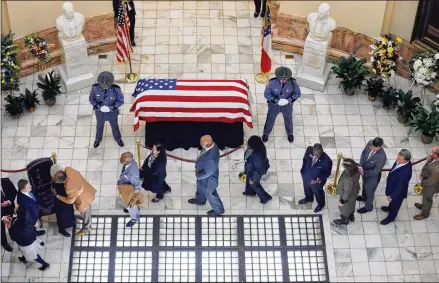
[{"left": 202, "top": 143, "right": 208, "bottom": 149}]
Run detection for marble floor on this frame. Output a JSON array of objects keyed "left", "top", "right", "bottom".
[{"left": 1, "top": 1, "right": 439, "bottom": 282}]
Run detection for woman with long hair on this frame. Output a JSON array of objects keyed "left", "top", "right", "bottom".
[
  {"left": 334, "top": 158, "right": 361, "bottom": 225},
  {"left": 243, "top": 135, "right": 272, "bottom": 203},
  {"left": 141, "top": 143, "right": 171, "bottom": 202}
]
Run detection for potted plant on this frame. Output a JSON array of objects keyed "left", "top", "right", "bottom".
[
  {"left": 396, "top": 89, "right": 421, "bottom": 124},
  {"left": 364, "top": 77, "right": 384, "bottom": 101},
  {"left": 37, "top": 71, "right": 63, "bottom": 106},
  {"left": 4, "top": 94, "right": 24, "bottom": 118},
  {"left": 378, "top": 86, "right": 399, "bottom": 109},
  {"left": 331, "top": 55, "right": 368, "bottom": 96},
  {"left": 21, "top": 88, "right": 41, "bottom": 113},
  {"left": 408, "top": 102, "right": 439, "bottom": 144}
]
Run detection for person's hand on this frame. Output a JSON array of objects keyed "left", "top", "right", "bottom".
[
  {"left": 77, "top": 186, "right": 84, "bottom": 196},
  {"left": 249, "top": 180, "right": 254, "bottom": 185},
  {"left": 338, "top": 201, "right": 343, "bottom": 207},
  {"left": 311, "top": 178, "right": 320, "bottom": 184},
  {"left": 387, "top": 195, "right": 392, "bottom": 202},
  {"left": 195, "top": 169, "right": 198, "bottom": 174},
  {"left": 278, "top": 99, "right": 289, "bottom": 106},
  {"left": 100, "top": 105, "right": 111, "bottom": 113},
  {"left": 359, "top": 167, "right": 364, "bottom": 176},
  {"left": 1, "top": 201, "right": 9, "bottom": 207},
  {"left": 2, "top": 216, "right": 11, "bottom": 228},
  {"left": 139, "top": 167, "right": 143, "bottom": 171}
]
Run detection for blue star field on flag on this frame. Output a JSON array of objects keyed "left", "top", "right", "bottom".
[{"left": 132, "top": 79, "right": 177, "bottom": 97}]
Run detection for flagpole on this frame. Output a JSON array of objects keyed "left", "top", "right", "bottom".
[
  {"left": 121, "top": 0, "right": 139, "bottom": 83},
  {"left": 255, "top": 0, "right": 270, "bottom": 84}
]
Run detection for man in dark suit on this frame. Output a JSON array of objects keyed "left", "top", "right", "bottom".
[
  {"left": 16, "top": 179, "right": 45, "bottom": 236},
  {"left": 381, "top": 149, "right": 412, "bottom": 225},
  {"left": 113, "top": 0, "right": 136, "bottom": 46},
  {"left": 357, "top": 137, "right": 387, "bottom": 214},
  {"left": 1, "top": 178, "right": 16, "bottom": 252},
  {"left": 188, "top": 135, "right": 225, "bottom": 216},
  {"left": 298, "top": 143, "right": 333, "bottom": 213}
]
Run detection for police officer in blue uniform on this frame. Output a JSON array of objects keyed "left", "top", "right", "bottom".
[
  {"left": 262, "top": 66, "right": 301, "bottom": 143},
  {"left": 89, "top": 71, "right": 125, "bottom": 148}
]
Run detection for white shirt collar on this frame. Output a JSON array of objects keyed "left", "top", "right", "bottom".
[
  {"left": 23, "top": 191, "right": 33, "bottom": 199},
  {"left": 391, "top": 161, "right": 408, "bottom": 172},
  {"left": 125, "top": 162, "right": 133, "bottom": 170}
]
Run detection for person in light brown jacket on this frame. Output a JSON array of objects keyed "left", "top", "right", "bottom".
[
  {"left": 414, "top": 146, "right": 439, "bottom": 220},
  {"left": 50, "top": 164, "right": 97, "bottom": 236}
]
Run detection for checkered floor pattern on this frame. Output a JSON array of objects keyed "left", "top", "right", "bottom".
[{"left": 68, "top": 215, "right": 328, "bottom": 282}]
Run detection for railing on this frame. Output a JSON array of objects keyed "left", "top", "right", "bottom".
[{"left": 0, "top": 153, "right": 57, "bottom": 173}]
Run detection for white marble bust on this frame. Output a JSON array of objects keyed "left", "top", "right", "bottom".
[
  {"left": 307, "top": 3, "right": 337, "bottom": 42},
  {"left": 56, "top": 2, "right": 85, "bottom": 41}
]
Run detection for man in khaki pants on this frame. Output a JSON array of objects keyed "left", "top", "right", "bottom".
[{"left": 414, "top": 146, "right": 439, "bottom": 220}]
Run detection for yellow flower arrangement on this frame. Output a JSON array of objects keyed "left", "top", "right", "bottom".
[{"left": 369, "top": 34, "right": 402, "bottom": 79}]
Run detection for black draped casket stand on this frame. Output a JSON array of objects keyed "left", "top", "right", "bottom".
[
  {"left": 145, "top": 121, "right": 244, "bottom": 151},
  {"left": 26, "top": 158, "right": 55, "bottom": 217}
]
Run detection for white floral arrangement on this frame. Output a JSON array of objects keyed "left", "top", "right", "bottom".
[
  {"left": 435, "top": 94, "right": 439, "bottom": 109},
  {"left": 409, "top": 52, "right": 439, "bottom": 88}
]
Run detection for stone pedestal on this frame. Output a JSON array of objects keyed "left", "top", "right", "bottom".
[
  {"left": 57, "top": 34, "right": 94, "bottom": 92},
  {"left": 296, "top": 34, "right": 332, "bottom": 92}
]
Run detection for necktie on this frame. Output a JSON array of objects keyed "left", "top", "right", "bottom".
[
  {"left": 29, "top": 192, "right": 36, "bottom": 201},
  {"left": 367, "top": 151, "right": 374, "bottom": 160},
  {"left": 199, "top": 149, "right": 206, "bottom": 158},
  {"left": 121, "top": 165, "right": 126, "bottom": 174},
  {"left": 311, "top": 157, "right": 317, "bottom": 167}
]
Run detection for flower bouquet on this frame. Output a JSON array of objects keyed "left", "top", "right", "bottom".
[
  {"left": 1, "top": 32, "right": 21, "bottom": 91},
  {"left": 369, "top": 34, "right": 402, "bottom": 80},
  {"left": 24, "top": 34, "right": 50, "bottom": 63},
  {"left": 409, "top": 52, "right": 439, "bottom": 89}
]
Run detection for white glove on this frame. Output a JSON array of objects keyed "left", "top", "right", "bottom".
[
  {"left": 100, "top": 105, "right": 111, "bottom": 113},
  {"left": 278, "top": 99, "right": 289, "bottom": 106}
]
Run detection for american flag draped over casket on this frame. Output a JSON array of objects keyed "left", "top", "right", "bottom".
[{"left": 130, "top": 79, "right": 253, "bottom": 131}]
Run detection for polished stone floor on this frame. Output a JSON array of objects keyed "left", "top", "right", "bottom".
[{"left": 1, "top": 1, "right": 439, "bottom": 282}]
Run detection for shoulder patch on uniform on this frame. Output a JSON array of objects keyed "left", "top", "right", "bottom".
[
  {"left": 269, "top": 77, "right": 277, "bottom": 81},
  {"left": 92, "top": 83, "right": 99, "bottom": 86}
]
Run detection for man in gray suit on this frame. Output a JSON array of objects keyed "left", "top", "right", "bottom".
[
  {"left": 119, "top": 152, "right": 142, "bottom": 227},
  {"left": 357, "top": 137, "right": 387, "bottom": 213},
  {"left": 188, "top": 135, "right": 225, "bottom": 216}
]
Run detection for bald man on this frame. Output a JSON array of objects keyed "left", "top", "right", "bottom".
[
  {"left": 414, "top": 146, "right": 439, "bottom": 220},
  {"left": 119, "top": 152, "right": 142, "bottom": 227},
  {"left": 188, "top": 135, "right": 225, "bottom": 216}
]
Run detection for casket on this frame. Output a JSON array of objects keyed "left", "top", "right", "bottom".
[{"left": 26, "top": 158, "right": 55, "bottom": 217}]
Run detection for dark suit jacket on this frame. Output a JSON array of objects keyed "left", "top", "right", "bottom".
[
  {"left": 8, "top": 213, "right": 36, "bottom": 247},
  {"left": 113, "top": 0, "right": 136, "bottom": 16},
  {"left": 359, "top": 140, "right": 387, "bottom": 180},
  {"left": 244, "top": 149, "right": 270, "bottom": 182},
  {"left": 1, "top": 178, "right": 16, "bottom": 218},
  {"left": 141, "top": 153, "right": 167, "bottom": 193},
  {"left": 17, "top": 191, "right": 40, "bottom": 225},
  {"left": 300, "top": 146, "right": 333, "bottom": 184},
  {"left": 385, "top": 161, "right": 412, "bottom": 201}
]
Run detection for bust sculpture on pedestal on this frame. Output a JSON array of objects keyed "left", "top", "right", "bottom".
[
  {"left": 56, "top": 2, "right": 85, "bottom": 41},
  {"left": 295, "top": 3, "right": 337, "bottom": 92},
  {"left": 56, "top": 2, "right": 94, "bottom": 92}
]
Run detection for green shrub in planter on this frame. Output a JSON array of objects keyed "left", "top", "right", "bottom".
[
  {"left": 37, "top": 71, "right": 63, "bottom": 106},
  {"left": 396, "top": 89, "right": 421, "bottom": 124},
  {"left": 331, "top": 55, "right": 368, "bottom": 96},
  {"left": 378, "top": 86, "right": 399, "bottom": 109},
  {"left": 4, "top": 94, "right": 24, "bottom": 118},
  {"left": 364, "top": 77, "right": 384, "bottom": 101},
  {"left": 408, "top": 102, "right": 439, "bottom": 144},
  {"left": 21, "top": 88, "right": 41, "bottom": 112}
]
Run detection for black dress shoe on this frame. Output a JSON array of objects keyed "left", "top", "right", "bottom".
[
  {"left": 58, "top": 230, "right": 71, "bottom": 237},
  {"left": 151, "top": 198, "right": 162, "bottom": 203},
  {"left": 93, "top": 141, "right": 100, "bottom": 148},
  {"left": 260, "top": 196, "right": 272, "bottom": 204},
  {"left": 380, "top": 218, "right": 392, "bottom": 225},
  {"left": 243, "top": 192, "right": 256, "bottom": 196},
  {"left": 253, "top": 11, "right": 260, "bottom": 18},
  {"left": 260, "top": 11, "right": 265, "bottom": 18},
  {"left": 123, "top": 208, "right": 128, "bottom": 213},
  {"left": 357, "top": 207, "right": 371, "bottom": 214},
  {"left": 118, "top": 140, "right": 125, "bottom": 147},
  {"left": 333, "top": 218, "right": 349, "bottom": 225},
  {"left": 415, "top": 203, "right": 422, "bottom": 210},
  {"left": 207, "top": 210, "right": 222, "bottom": 216},
  {"left": 381, "top": 206, "right": 389, "bottom": 212},
  {"left": 36, "top": 230, "right": 46, "bottom": 236},
  {"left": 349, "top": 214, "right": 355, "bottom": 222},
  {"left": 18, "top": 256, "right": 28, "bottom": 264},
  {"left": 298, "top": 198, "right": 312, "bottom": 205},
  {"left": 287, "top": 135, "right": 294, "bottom": 143},
  {"left": 131, "top": 41, "right": 136, "bottom": 47},
  {"left": 2, "top": 243, "right": 12, "bottom": 252},
  {"left": 39, "top": 263, "right": 50, "bottom": 271},
  {"left": 356, "top": 196, "right": 366, "bottom": 202},
  {"left": 262, "top": 135, "right": 268, "bottom": 142},
  {"left": 165, "top": 186, "right": 172, "bottom": 193},
  {"left": 188, "top": 198, "right": 206, "bottom": 205},
  {"left": 314, "top": 206, "right": 324, "bottom": 213}
]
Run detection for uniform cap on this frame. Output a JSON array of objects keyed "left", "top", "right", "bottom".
[
  {"left": 97, "top": 71, "right": 114, "bottom": 87},
  {"left": 275, "top": 66, "right": 292, "bottom": 80}
]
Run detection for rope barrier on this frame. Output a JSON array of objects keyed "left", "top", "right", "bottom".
[
  {"left": 0, "top": 153, "right": 57, "bottom": 173},
  {"left": 136, "top": 140, "right": 245, "bottom": 163},
  {"left": 382, "top": 156, "right": 429, "bottom": 172}
]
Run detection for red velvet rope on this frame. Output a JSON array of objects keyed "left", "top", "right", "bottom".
[
  {"left": 381, "top": 156, "right": 429, "bottom": 172},
  {"left": 139, "top": 143, "right": 244, "bottom": 163},
  {"left": 0, "top": 168, "right": 28, "bottom": 173}
]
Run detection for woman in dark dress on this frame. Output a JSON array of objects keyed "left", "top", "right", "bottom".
[
  {"left": 141, "top": 143, "right": 171, "bottom": 202},
  {"left": 52, "top": 171, "right": 76, "bottom": 237},
  {"left": 243, "top": 135, "right": 272, "bottom": 204}
]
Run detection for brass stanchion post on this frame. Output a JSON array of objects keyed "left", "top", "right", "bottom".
[
  {"left": 121, "top": 0, "right": 139, "bottom": 84},
  {"left": 51, "top": 152, "right": 57, "bottom": 164},
  {"left": 136, "top": 140, "right": 141, "bottom": 166},
  {"left": 325, "top": 153, "right": 343, "bottom": 196}
]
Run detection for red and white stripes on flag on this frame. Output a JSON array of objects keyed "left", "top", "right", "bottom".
[
  {"left": 260, "top": 5, "right": 272, "bottom": 74},
  {"left": 130, "top": 79, "right": 253, "bottom": 132},
  {"left": 116, "top": 0, "right": 132, "bottom": 63}
]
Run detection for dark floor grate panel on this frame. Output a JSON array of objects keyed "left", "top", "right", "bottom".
[{"left": 68, "top": 215, "right": 328, "bottom": 282}]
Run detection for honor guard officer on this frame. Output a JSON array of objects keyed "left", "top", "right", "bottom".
[
  {"left": 262, "top": 66, "right": 301, "bottom": 143},
  {"left": 89, "top": 71, "right": 125, "bottom": 148}
]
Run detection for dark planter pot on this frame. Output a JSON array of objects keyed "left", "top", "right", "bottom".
[
  {"left": 397, "top": 114, "right": 407, "bottom": 124},
  {"left": 44, "top": 97, "right": 56, "bottom": 106},
  {"left": 368, "top": 95, "right": 376, "bottom": 102},
  {"left": 421, "top": 134, "right": 434, "bottom": 144},
  {"left": 10, "top": 114, "right": 21, "bottom": 119},
  {"left": 343, "top": 88, "right": 355, "bottom": 96}
]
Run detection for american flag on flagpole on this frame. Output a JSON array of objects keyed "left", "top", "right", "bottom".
[
  {"left": 116, "top": 0, "right": 132, "bottom": 63},
  {"left": 260, "top": 4, "right": 272, "bottom": 74},
  {"left": 130, "top": 79, "right": 253, "bottom": 131}
]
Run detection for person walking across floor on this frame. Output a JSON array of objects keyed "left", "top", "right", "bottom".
[
  {"left": 298, "top": 143, "right": 333, "bottom": 213},
  {"left": 188, "top": 135, "right": 225, "bottom": 216},
  {"left": 141, "top": 142, "right": 171, "bottom": 202},
  {"left": 333, "top": 158, "right": 360, "bottom": 225},
  {"left": 242, "top": 135, "right": 272, "bottom": 204},
  {"left": 50, "top": 164, "right": 96, "bottom": 237},
  {"left": 16, "top": 180, "right": 46, "bottom": 237},
  {"left": 253, "top": 0, "right": 267, "bottom": 18},
  {"left": 414, "top": 146, "right": 439, "bottom": 220},
  {"left": 1, "top": 178, "right": 16, "bottom": 252},
  {"left": 356, "top": 137, "right": 387, "bottom": 214},
  {"left": 89, "top": 71, "right": 124, "bottom": 148},
  {"left": 113, "top": 0, "right": 136, "bottom": 46},
  {"left": 262, "top": 66, "right": 301, "bottom": 143},
  {"left": 119, "top": 152, "right": 143, "bottom": 227},
  {"left": 381, "top": 149, "right": 412, "bottom": 225}
]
